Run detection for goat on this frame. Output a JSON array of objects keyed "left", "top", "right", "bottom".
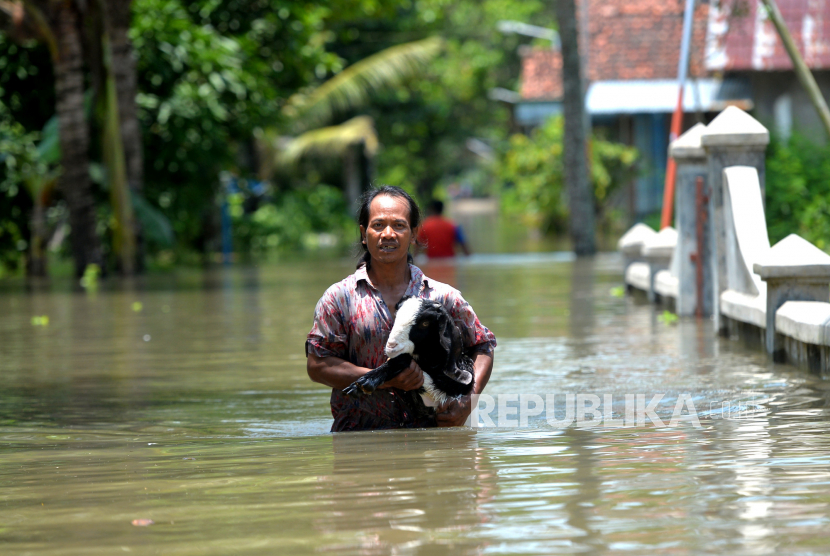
[{"left": 342, "top": 296, "right": 475, "bottom": 414}]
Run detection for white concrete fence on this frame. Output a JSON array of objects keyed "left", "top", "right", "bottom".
[{"left": 619, "top": 106, "right": 830, "bottom": 373}]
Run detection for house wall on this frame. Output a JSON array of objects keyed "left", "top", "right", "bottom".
[
  {"left": 739, "top": 70, "right": 830, "bottom": 144},
  {"left": 595, "top": 112, "right": 671, "bottom": 220},
  {"left": 633, "top": 113, "right": 670, "bottom": 217}
]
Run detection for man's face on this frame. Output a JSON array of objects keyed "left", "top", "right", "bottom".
[{"left": 360, "top": 195, "right": 416, "bottom": 266}]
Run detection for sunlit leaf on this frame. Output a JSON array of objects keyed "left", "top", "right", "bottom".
[{"left": 284, "top": 37, "right": 444, "bottom": 130}]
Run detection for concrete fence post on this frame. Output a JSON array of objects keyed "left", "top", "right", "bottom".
[
  {"left": 700, "top": 107, "right": 769, "bottom": 333},
  {"left": 669, "top": 123, "right": 710, "bottom": 316},
  {"left": 754, "top": 234, "right": 830, "bottom": 360}
]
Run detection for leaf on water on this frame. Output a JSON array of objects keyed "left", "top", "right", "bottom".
[
  {"left": 658, "top": 310, "right": 679, "bottom": 325},
  {"left": 80, "top": 264, "right": 100, "bottom": 292},
  {"left": 131, "top": 519, "right": 154, "bottom": 527}
]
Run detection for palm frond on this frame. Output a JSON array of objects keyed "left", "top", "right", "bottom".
[
  {"left": 280, "top": 116, "right": 378, "bottom": 167},
  {"left": 1, "top": 1, "right": 59, "bottom": 60},
  {"left": 284, "top": 37, "right": 443, "bottom": 130}
]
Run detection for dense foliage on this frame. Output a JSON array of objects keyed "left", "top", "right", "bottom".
[
  {"left": 0, "top": 34, "right": 56, "bottom": 275},
  {"left": 230, "top": 182, "right": 355, "bottom": 256},
  {"left": 0, "top": 0, "right": 563, "bottom": 272},
  {"left": 5, "top": 0, "right": 725, "bottom": 274},
  {"left": 0, "top": 105, "right": 34, "bottom": 273},
  {"left": 347, "top": 0, "right": 552, "bottom": 196},
  {"left": 498, "top": 116, "right": 639, "bottom": 234},
  {"left": 131, "top": 0, "right": 348, "bottom": 254},
  {"left": 766, "top": 133, "right": 830, "bottom": 249}
]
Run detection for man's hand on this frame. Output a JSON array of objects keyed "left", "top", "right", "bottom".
[
  {"left": 380, "top": 359, "right": 424, "bottom": 391},
  {"left": 436, "top": 393, "right": 472, "bottom": 427}
]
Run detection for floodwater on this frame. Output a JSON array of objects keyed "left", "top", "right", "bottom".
[{"left": 2, "top": 255, "right": 830, "bottom": 555}]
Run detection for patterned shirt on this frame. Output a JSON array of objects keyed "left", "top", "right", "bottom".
[{"left": 306, "top": 264, "right": 497, "bottom": 432}]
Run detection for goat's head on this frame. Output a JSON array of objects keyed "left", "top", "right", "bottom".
[{"left": 385, "top": 296, "right": 456, "bottom": 361}]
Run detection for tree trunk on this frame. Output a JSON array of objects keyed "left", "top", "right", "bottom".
[
  {"left": 101, "top": 44, "right": 136, "bottom": 276},
  {"left": 553, "top": 0, "right": 595, "bottom": 256},
  {"left": 27, "top": 187, "right": 47, "bottom": 277},
  {"left": 51, "top": 0, "right": 103, "bottom": 277},
  {"left": 343, "top": 143, "right": 362, "bottom": 216},
  {"left": 104, "top": 0, "right": 145, "bottom": 271}
]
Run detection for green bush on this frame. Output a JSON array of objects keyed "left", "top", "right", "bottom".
[
  {"left": 0, "top": 103, "right": 55, "bottom": 273},
  {"left": 231, "top": 184, "right": 354, "bottom": 256},
  {"left": 766, "top": 134, "right": 830, "bottom": 250},
  {"left": 497, "top": 116, "right": 638, "bottom": 234}
]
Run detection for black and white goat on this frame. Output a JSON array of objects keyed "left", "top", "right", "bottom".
[{"left": 342, "top": 296, "right": 475, "bottom": 412}]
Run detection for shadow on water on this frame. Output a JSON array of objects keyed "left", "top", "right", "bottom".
[
  {"left": 568, "top": 257, "right": 596, "bottom": 359},
  {"left": 2, "top": 254, "right": 830, "bottom": 554},
  {"left": 310, "top": 429, "right": 498, "bottom": 554}
]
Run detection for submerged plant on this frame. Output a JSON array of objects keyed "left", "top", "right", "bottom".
[
  {"left": 30, "top": 315, "right": 49, "bottom": 326},
  {"left": 658, "top": 310, "right": 679, "bottom": 325},
  {"left": 80, "top": 264, "right": 101, "bottom": 292},
  {"left": 498, "top": 116, "right": 639, "bottom": 234}
]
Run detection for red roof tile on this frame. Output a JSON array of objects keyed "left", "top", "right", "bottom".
[
  {"left": 520, "top": 49, "right": 563, "bottom": 100},
  {"left": 522, "top": 0, "right": 830, "bottom": 101},
  {"left": 586, "top": 0, "right": 710, "bottom": 82},
  {"left": 521, "top": 0, "right": 710, "bottom": 101}
]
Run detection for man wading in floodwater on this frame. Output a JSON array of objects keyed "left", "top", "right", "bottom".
[{"left": 306, "top": 186, "right": 496, "bottom": 432}]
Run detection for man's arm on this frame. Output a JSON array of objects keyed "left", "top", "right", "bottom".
[
  {"left": 307, "top": 354, "right": 424, "bottom": 392},
  {"left": 454, "top": 225, "right": 471, "bottom": 256},
  {"left": 435, "top": 351, "right": 493, "bottom": 427}
]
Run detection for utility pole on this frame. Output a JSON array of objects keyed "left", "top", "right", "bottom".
[
  {"left": 660, "top": 0, "right": 696, "bottom": 229},
  {"left": 552, "top": 0, "right": 595, "bottom": 255}
]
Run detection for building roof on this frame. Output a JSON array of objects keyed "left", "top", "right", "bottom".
[
  {"left": 520, "top": 0, "right": 830, "bottom": 103},
  {"left": 521, "top": 0, "right": 709, "bottom": 101},
  {"left": 707, "top": 0, "right": 830, "bottom": 71},
  {"left": 586, "top": 0, "right": 710, "bottom": 82},
  {"left": 586, "top": 78, "right": 749, "bottom": 115},
  {"left": 515, "top": 77, "right": 753, "bottom": 125},
  {"left": 520, "top": 48, "right": 563, "bottom": 101}
]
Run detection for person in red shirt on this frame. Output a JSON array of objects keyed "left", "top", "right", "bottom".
[{"left": 418, "top": 200, "right": 471, "bottom": 258}]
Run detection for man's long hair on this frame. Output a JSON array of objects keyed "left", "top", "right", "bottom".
[{"left": 356, "top": 185, "right": 422, "bottom": 270}]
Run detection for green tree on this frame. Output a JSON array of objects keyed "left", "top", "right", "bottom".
[
  {"left": 317, "top": 0, "right": 553, "bottom": 198},
  {"left": 766, "top": 134, "right": 830, "bottom": 250},
  {"left": 1, "top": 0, "right": 572, "bottom": 269},
  {"left": 131, "top": 0, "right": 345, "bottom": 256},
  {"left": 2, "top": 0, "right": 139, "bottom": 276},
  {"left": 498, "top": 116, "right": 638, "bottom": 234},
  {"left": 30, "top": 0, "right": 104, "bottom": 276},
  {"left": 0, "top": 109, "right": 60, "bottom": 276}
]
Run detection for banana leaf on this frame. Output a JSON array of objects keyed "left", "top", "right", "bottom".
[
  {"left": 36, "top": 115, "right": 60, "bottom": 164},
  {"left": 130, "top": 191, "right": 174, "bottom": 248}
]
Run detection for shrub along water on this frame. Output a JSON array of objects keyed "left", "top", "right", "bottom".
[
  {"left": 766, "top": 133, "right": 830, "bottom": 251},
  {"left": 497, "top": 116, "right": 639, "bottom": 236},
  {"left": 230, "top": 184, "right": 355, "bottom": 258}
]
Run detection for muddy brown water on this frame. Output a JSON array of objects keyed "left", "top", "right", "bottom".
[{"left": 2, "top": 254, "right": 830, "bottom": 555}]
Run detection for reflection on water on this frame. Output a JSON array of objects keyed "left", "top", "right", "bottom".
[{"left": 2, "top": 255, "right": 830, "bottom": 554}]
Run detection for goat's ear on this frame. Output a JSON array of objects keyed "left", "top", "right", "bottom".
[
  {"left": 438, "top": 313, "right": 454, "bottom": 355},
  {"left": 437, "top": 313, "right": 472, "bottom": 385},
  {"left": 395, "top": 295, "right": 412, "bottom": 311}
]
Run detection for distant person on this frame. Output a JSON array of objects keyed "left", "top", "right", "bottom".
[{"left": 418, "top": 200, "right": 471, "bottom": 258}]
